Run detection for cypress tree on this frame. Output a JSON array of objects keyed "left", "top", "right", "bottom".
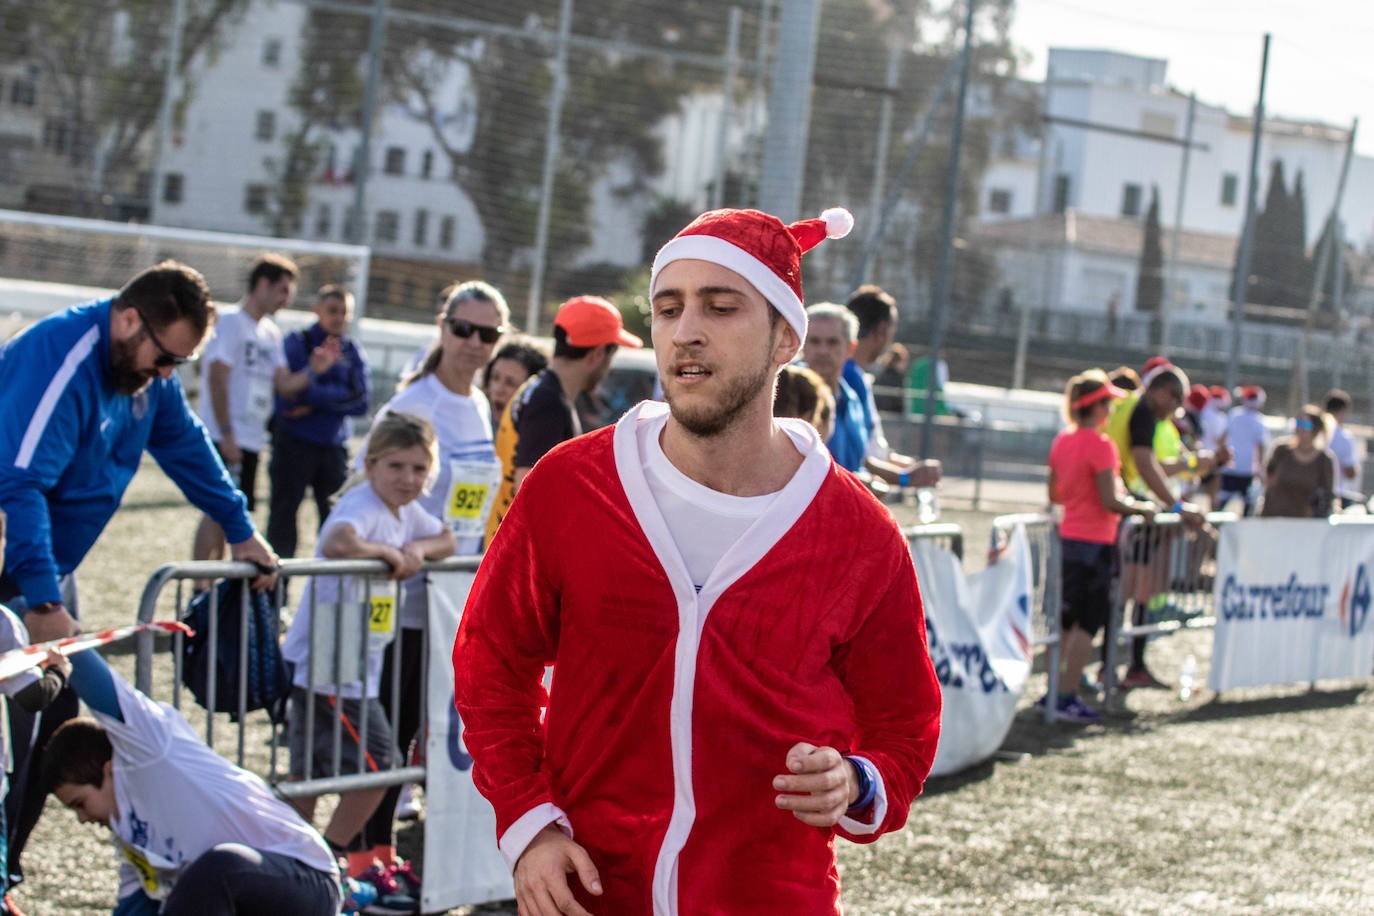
[{"left": 1135, "top": 185, "right": 1163, "bottom": 313}]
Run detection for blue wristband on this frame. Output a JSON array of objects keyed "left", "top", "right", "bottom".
[
  {"left": 844, "top": 756, "right": 877, "bottom": 813},
  {"left": 1171, "top": 500, "right": 1184, "bottom": 514},
  {"left": 898, "top": 472, "right": 910, "bottom": 487}
]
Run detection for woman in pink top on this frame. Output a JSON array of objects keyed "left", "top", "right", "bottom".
[{"left": 1045, "top": 370, "right": 1156, "bottom": 721}]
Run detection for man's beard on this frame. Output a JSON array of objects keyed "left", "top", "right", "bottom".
[
  {"left": 663, "top": 349, "right": 775, "bottom": 438},
  {"left": 109, "top": 334, "right": 154, "bottom": 395}
]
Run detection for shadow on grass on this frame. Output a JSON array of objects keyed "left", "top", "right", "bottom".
[{"left": 1179, "top": 686, "right": 1367, "bottom": 723}]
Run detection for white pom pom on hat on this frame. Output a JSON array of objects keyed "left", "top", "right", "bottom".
[{"left": 649, "top": 206, "right": 856, "bottom": 344}]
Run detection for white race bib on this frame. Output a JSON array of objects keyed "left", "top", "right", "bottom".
[
  {"left": 243, "top": 373, "right": 275, "bottom": 430},
  {"left": 444, "top": 458, "right": 501, "bottom": 539}
]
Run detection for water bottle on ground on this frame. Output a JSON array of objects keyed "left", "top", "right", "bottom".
[
  {"left": 915, "top": 486, "right": 940, "bottom": 524},
  {"left": 1179, "top": 654, "right": 1197, "bottom": 701}
]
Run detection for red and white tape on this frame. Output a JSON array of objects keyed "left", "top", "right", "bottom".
[{"left": 0, "top": 621, "right": 193, "bottom": 682}]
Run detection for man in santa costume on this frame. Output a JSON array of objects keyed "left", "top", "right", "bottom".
[{"left": 454, "top": 206, "right": 941, "bottom": 916}]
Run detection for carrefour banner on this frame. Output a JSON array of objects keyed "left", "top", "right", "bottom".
[
  {"left": 425, "top": 571, "right": 515, "bottom": 911},
  {"left": 912, "top": 525, "right": 1034, "bottom": 777},
  {"left": 1211, "top": 519, "right": 1374, "bottom": 691}
]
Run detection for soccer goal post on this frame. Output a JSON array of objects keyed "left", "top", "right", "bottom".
[{"left": 0, "top": 208, "right": 371, "bottom": 321}]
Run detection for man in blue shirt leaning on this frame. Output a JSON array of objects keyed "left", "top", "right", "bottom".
[
  {"left": 0, "top": 260, "right": 278, "bottom": 896},
  {"left": 265, "top": 284, "right": 371, "bottom": 559}
]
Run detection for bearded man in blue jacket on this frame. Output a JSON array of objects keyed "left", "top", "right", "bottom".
[{"left": 0, "top": 260, "right": 278, "bottom": 900}]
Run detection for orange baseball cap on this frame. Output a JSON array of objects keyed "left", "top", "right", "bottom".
[{"left": 553, "top": 295, "right": 643, "bottom": 348}]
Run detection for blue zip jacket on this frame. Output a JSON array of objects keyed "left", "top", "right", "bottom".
[
  {"left": 273, "top": 322, "right": 370, "bottom": 445},
  {"left": 0, "top": 299, "right": 253, "bottom": 606}
]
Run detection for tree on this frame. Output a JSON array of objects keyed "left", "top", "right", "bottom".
[
  {"left": 383, "top": 1, "right": 754, "bottom": 302},
  {"left": 265, "top": 9, "right": 368, "bottom": 237},
  {"left": 1312, "top": 213, "right": 1353, "bottom": 318},
  {"left": 1241, "top": 159, "right": 1311, "bottom": 312},
  {"left": 0, "top": 0, "right": 251, "bottom": 216},
  {"left": 798, "top": 0, "right": 1026, "bottom": 311},
  {"left": 1134, "top": 185, "right": 1162, "bottom": 313}
]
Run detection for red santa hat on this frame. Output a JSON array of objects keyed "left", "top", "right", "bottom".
[
  {"left": 1209, "top": 385, "right": 1232, "bottom": 408},
  {"left": 649, "top": 206, "right": 855, "bottom": 344},
  {"left": 1186, "top": 384, "right": 1209, "bottom": 412},
  {"left": 1140, "top": 357, "right": 1174, "bottom": 389},
  {"left": 1236, "top": 384, "right": 1266, "bottom": 408}
]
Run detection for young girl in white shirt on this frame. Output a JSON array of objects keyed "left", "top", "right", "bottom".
[{"left": 280, "top": 411, "right": 455, "bottom": 902}]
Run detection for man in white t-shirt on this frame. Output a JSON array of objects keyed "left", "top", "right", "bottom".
[
  {"left": 193, "top": 255, "right": 339, "bottom": 571},
  {"left": 1324, "top": 388, "right": 1363, "bottom": 508},
  {"left": 44, "top": 650, "right": 341, "bottom": 915},
  {"left": 1220, "top": 385, "right": 1270, "bottom": 516}
]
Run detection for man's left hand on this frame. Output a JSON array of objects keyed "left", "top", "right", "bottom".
[
  {"left": 230, "top": 532, "right": 280, "bottom": 592},
  {"left": 772, "top": 742, "right": 859, "bottom": 827}
]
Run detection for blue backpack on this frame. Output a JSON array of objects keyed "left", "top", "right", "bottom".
[{"left": 181, "top": 579, "right": 291, "bottom": 723}]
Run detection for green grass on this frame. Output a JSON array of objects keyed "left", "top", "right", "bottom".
[{"left": 14, "top": 461, "right": 1374, "bottom": 914}]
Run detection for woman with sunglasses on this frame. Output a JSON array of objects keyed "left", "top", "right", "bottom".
[
  {"left": 1259, "top": 405, "right": 1337, "bottom": 518},
  {"left": 352, "top": 280, "right": 508, "bottom": 889}
]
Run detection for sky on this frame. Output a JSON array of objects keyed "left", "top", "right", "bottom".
[{"left": 1007, "top": 0, "right": 1374, "bottom": 156}]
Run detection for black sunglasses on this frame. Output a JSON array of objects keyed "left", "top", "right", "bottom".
[
  {"left": 447, "top": 317, "right": 505, "bottom": 345},
  {"left": 137, "top": 311, "right": 193, "bottom": 367}
]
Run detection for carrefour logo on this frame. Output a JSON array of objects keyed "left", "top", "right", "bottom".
[
  {"left": 1219, "top": 574, "right": 1329, "bottom": 621},
  {"left": 1339, "top": 564, "right": 1371, "bottom": 637}
]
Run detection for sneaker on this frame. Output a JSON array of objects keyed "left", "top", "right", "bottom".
[
  {"left": 356, "top": 863, "right": 418, "bottom": 915},
  {"left": 1054, "top": 695, "right": 1102, "bottom": 723},
  {"left": 341, "top": 877, "right": 378, "bottom": 913},
  {"left": 395, "top": 783, "right": 422, "bottom": 821},
  {"left": 1120, "top": 667, "right": 1171, "bottom": 690},
  {"left": 391, "top": 859, "right": 422, "bottom": 898}
]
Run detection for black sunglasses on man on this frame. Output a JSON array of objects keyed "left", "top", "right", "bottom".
[{"left": 137, "top": 310, "right": 194, "bottom": 367}]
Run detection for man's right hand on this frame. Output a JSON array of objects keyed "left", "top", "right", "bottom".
[
  {"left": 218, "top": 432, "right": 243, "bottom": 467},
  {"left": 514, "top": 824, "right": 602, "bottom": 916},
  {"left": 24, "top": 605, "right": 78, "bottom": 643}
]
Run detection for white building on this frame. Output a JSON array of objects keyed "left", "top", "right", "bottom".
[
  {"left": 151, "top": 2, "right": 484, "bottom": 274},
  {"left": 976, "top": 48, "right": 1373, "bottom": 318}
]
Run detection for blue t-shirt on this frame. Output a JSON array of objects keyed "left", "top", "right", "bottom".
[{"left": 826, "top": 375, "right": 871, "bottom": 472}]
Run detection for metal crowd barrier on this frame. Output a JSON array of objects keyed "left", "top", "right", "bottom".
[
  {"left": 1101, "top": 511, "right": 1236, "bottom": 703},
  {"left": 135, "top": 555, "right": 479, "bottom": 798},
  {"left": 905, "top": 521, "right": 964, "bottom": 561},
  {"left": 990, "top": 513, "right": 1062, "bottom": 723}
]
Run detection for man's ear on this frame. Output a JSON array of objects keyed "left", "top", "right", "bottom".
[
  {"left": 772, "top": 322, "right": 801, "bottom": 367},
  {"left": 110, "top": 304, "right": 140, "bottom": 339},
  {"left": 101, "top": 758, "right": 114, "bottom": 788}
]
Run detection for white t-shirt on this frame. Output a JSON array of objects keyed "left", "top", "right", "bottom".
[
  {"left": 197, "top": 306, "right": 287, "bottom": 452},
  {"left": 0, "top": 606, "right": 36, "bottom": 776},
  {"left": 1225, "top": 408, "right": 1270, "bottom": 475},
  {"left": 1199, "top": 403, "right": 1229, "bottom": 453},
  {"left": 370, "top": 374, "right": 499, "bottom": 627},
  {"left": 1328, "top": 423, "right": 1362, "bottom": 499},
  {"left": 96, "top": 670, "right": 336, "bottom": 902},
  {"left": 637, "top": 412, "right": 779, "bottom": 591},
  {"left": 281, "top": 482, "right": 445, "bottom": 698}
]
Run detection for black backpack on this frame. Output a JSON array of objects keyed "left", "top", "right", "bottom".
[{"left": 181, "top": 579, "right": 291, "bottom": 723}]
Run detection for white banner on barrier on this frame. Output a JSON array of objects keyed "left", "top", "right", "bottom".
[
  {"left": 1211, "top": 519, "right": 1374, "bottom": 691},
  {"left": 914, "top": 526, "right": 1034, "bottom": 777},
  {"left": 424, "top": 571, "right": 515, "bottom": 911}
]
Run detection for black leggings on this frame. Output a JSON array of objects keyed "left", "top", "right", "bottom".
[
  {"left": 160, "top": 844, "right": 340, "bottom": 916},
  {"left": 360, "top": 626, "right": 426, "bottom": 849}
]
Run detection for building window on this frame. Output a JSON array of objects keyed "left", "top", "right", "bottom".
[
  {"left": 314, "top": 204, "right": 332, "bottom": 238},
  {"left": 383, "top": 146, "right": 405, "bottom": 176},
  {"left": 262, "top": 38, "right": 282, "bottom": 67},
  {"left": 421, "top": 150, "right": 434, "bottom": 179},
  {"left": 1221, "top": 173, "right": 1238, "bottom": 207},
  {"left": 988, "top": 188, "right": 1012, "bottom": 214},
  {"left": 9, "top": 71, "right": 36, "bottom": 107},
  {"left": 162, "top": 172, "right": 184, "bottom": 204},
  {"left": 1052, "top": 174, "right": 1071, "bottom": 214},
  {"left": 255, "top": 110, "right": 276, "bottom": 141},
  {"left": 402, "top": 279, "right": 417, "bottom": 305},
  {"left": 1121, "top": 183, "right": 1142, "bottom": 218},
  {"left": 375, "top": 210, "right": 400, "bottom": 244},
  {"left": 343, "top": 207, "right": 361, "bottom": 242},
  {"left": 41, "top": 118, "right": 72, "bottom": 155},
  {"left": 368, "top": 274, "right": 391, "bottom": 306},
  {"left": 439, "top": 215, "right": 455, "bottom": 250},
  {"left": 413, "top": 208, "right": 429, "bottom": 246},
  {"left": 243, "top": 184, "right": 269, "bottom": 214}
]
